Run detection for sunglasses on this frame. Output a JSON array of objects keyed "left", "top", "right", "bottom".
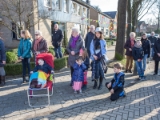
[{"left": 35, "top": 34, "right": 39, "bottom": 36}]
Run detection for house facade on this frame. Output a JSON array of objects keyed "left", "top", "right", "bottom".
[
  {"left": 103, "top": 11, "right": 117, "bottom": 38},
  {"left": 0, "top": 0, "right": 90, "bottom": 48},
  {"left": 136, "top": 21, "right": 147, "bottom": 36}
]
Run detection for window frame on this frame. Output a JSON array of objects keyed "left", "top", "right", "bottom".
[{"left": 63, "top": 0, "right": 69, "bottom": 13}]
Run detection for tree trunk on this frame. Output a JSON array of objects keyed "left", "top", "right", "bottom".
[
  {"left": 126, "top": 0, "right": 132, "bottom": 40},
  {"left": 115, "top": 0, "right": 128, "bottom": 60}
]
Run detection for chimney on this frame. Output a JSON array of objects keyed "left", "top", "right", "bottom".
[{"left": 86, "top": 0, "right": 90, "bottom": 4}]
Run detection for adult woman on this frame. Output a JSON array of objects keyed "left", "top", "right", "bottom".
[
  {"left": 124, "top": 32, "right": 136, "bottom": 73},
  {"left": 0, "top": 37, "right": 6, "bottom": 86},
  {"left": 32, "top": 30, "right": 48, "bottom": 57},
  {"left": 18, "top": 30, "right": 32, "bottom": 83},
  {"left": 153, "top": 36, "right": 160, "bottom": 75},
  {"left": 67, "top": 27, "right": 84, "bottom": 86},
  {"left": 141, "top": 33, "right": 151, "bottom": 72},
  {"left": 90, "top": 27, "right": 108, "bottom": 90}
]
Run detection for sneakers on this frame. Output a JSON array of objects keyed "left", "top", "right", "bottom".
[{"left": 74, "top": 89, "right": 82, "bottom": 94}]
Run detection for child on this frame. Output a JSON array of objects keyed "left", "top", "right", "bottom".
[
  {"left": 132, "top": 40, "right": 145, "bottom": 80},
  {"left": 72, "top": 56, "right": 86, "bottom": 94},
  {"left": 105, "top": 63, "right": 126, "bottom": 101},
  {"left": 30, "top": 58, "right": 54, "bottom": 88},
  {"left": 79, "top": 48, "right": 90, "bottom": 90}
]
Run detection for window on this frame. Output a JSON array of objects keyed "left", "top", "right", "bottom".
[
  {"left": 64, "top": 0, "right": 68, "bottom": 12},
  {"left": 77, "top": 5, "right": 81, "bottom": 15},
  {"left": 55, "top": 0, "right": 60, "bottom": 10},
  {"left": 72, "top": 2, "right": 77, "bottom": 14},
  {"left": 44, "top": 0, "right": 51, "bottom": 8},
  {"left": 83, "top": 7, "right": 87, "bottom": 17},
  {"left": 12, "top": 22, "right": 25, "bottom": 40}
]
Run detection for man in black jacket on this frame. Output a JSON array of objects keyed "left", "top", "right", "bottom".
[
  {"left": 148, "top": 32, "right": 157, "bottom": 58},
  {"left": 52, "top": 24, "right": 63, "bottom": 58},
  {"left": 141, "top": 33, "right": 151, "bottom": 72},
  {"left": 85, "top": 25, "right": 95, "bottom": 57}
]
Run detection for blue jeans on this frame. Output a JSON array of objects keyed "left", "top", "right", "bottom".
[
  {"left": 142, "top": 54, "right": 148, "bottom": 71},
  {"left": 151, "top": 48, "right": 155, "bottom": 57},
  {"left": 135, "top": 61, "right": 144, "bottom": 77},
  {"left": 22, "top": 58, "right": 30, "bottom": 77},
  {"left": 54, "top": 47, "right": 63, "bottom": 58}
]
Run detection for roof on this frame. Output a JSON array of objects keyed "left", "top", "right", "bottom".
[
  {"left": 73, "top": 0, "right": 112, "bottom": 19},
  {"left": 138, "top": 21, "right": 145, "bottom": 26},
  {"left": 103, "top": 11, "right": 117, "bottom": 19}
]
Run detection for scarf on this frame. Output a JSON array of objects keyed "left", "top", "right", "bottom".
[
  {"left": 34, "top": 37, "right": 42, "bottom": 51},
  {"left": 70, "top": 36, "right": 79, "bottom": 48},
  {"left": 130, "top": 38, "right": 134, "bottom": 48}
]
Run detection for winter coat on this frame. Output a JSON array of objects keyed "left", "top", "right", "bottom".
[
  {"left": 18, "top": 38, "right": 32, "bottom": 58},
  {"left": 132, "top": 44, "right": 144, "bottom": 61},
  {"left": 148, "top": 36, "right": 157, "bottom": 48},
  {"left": 0, "top": 39, "right": 6, "bottom": 67},
  {"left": 90, "top": 39, "right": 108, "bottom": 61},
  {"left": 141, "top": 38, "right": 151, "bottom": 57},
  {"left": 83, "top": 57, "right": 90, "bottom": 70},
  {"left": 72, "top": 63, "right": 86, "bottom": 82},
  {"left": 52, "top": 29, "right": 63, "bottom": 48},
  {"left": 67, "top": 36, "right": 84, "bottom": 66},
  {"left": 111, "top": 72, "right": 125, "bottom": 91},
  {"left": 124, "top": 39, "right": 136, "bottom": 56},
  {"left": 33, "top": 62, "right": 53, "bottom": 74},
  {"left": 85, "top": 32, "right": 95, "bottom": 51},
  {"left": 153, "top": 38, "right": 160, "bottom": 61},
  {"left": 32, "top": 38, "right": 48, "bottom": 54}
]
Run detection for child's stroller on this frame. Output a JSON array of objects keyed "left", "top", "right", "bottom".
[{"left": 27, "top": 53, "right": 55, "bottom": 107}]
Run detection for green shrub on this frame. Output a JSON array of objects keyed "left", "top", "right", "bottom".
[
  {"left": 54, "top": 56, "right": 68, "bottom": 70},
  {"left": 48, "top": 47, "right": 55, "bottom": 56},
  {"left": 7, "top": 48, "right": 18, "bottom": 54},
  {"left": 61, "top": 47, "right": 65, "bottom": 55},
  {"left": 5, "top": 56, "right": 69, "bottom": 76},
  {"left": 5, "top": 62, "right": 35, "bottom": 76},
  {"left": 6, "top": 52, "right": 18, "bottom": 63}
]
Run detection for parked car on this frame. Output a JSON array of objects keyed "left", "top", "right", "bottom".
[
  {"left": 147, "top": 34, "right": 151, "bottom": 38},
  {"left": 155, "top": 34, "right": 159, "bottom": 38}
]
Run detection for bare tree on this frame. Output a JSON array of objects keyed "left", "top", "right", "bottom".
[{"left": 0, "top": 0, "right": 49, "bottom": 39}]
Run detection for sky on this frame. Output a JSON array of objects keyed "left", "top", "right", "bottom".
[
  {"left": 90, "top": 0, "right": 157, "bottom": 22},
  {"left": 90, "top": 0, "right": 118, "bottom": 12}
]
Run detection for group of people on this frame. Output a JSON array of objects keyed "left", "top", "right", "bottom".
[
  {"left": 67, "top": 25, "right": 126, "bottom": 101},
  {"left": 0, "top": 23, "right": 159, "bottom": 101},
  {"left": 124, "top": 32, "right": 160, "bottom": 80}
]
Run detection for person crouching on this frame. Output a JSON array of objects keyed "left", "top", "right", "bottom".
[
  {"left": 72, "top": 56, "right": 86, "bottom": 94},
  {"left": 105, "top": 63, "right": 126, "bottom": 101}
]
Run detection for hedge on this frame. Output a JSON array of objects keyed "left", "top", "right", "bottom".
[
  {"left": 5, "top": 56, "right": 68, "bottom": 76},
  {"left": 6, "top": 52, "right": 18, "bottom": 63}
]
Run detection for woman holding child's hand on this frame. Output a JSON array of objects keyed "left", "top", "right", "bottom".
[{"left": 67, "top": 27, "right": 84, "bottom": 86}]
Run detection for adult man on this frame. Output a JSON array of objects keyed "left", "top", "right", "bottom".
[
  {"left": 148, "top": 32, "right": 157, "bottom": 58},
  {"left": 52, "top": 24, "right": 63, "bottom": 58},
  {"left": 85, "top": 25, "right": 95, "bottom": 57}
]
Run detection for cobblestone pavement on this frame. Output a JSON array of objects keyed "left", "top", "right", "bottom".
[{"left": 0, "top": 46, "right": 160, "bottom": 120}]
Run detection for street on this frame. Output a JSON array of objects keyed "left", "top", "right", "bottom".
[{"left": 0, "top": 46, "right": 160, "bottom": 120}]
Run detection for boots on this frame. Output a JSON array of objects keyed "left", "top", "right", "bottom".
[
  {"left": 1, "top": 76, "right": 5, "bottom": 86},
  {"left": 93, "top": 81, "right": 97, "bottom": 89},
  {"left": 98, "top": 77, "right": 103, "bottom": 90}
]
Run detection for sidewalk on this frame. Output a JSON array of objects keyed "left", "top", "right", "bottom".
[{"left": 0, "top": 46, "right": 160, "bottom": 120}]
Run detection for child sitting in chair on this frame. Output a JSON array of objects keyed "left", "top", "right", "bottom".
[
  {"left": 105, "top": 63, "right": 126, "bottom": 101},
  {"left": 30, "top": 58, "right": 54, "bottom": 88}
]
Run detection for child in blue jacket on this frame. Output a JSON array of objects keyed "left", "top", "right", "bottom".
[
  {"left": 72, "top": 56, "right": 86, "bottom": 94},
  {"left": 106, "top": 63, "right": 126, "bottom": 101}
]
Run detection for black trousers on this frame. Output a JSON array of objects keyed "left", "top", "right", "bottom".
[
  {"left": 154, "top": 60, "right": 159, "bottom": 74},
  {"left": 105, "top": 82, "right": 123, "bottom": 101}
]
